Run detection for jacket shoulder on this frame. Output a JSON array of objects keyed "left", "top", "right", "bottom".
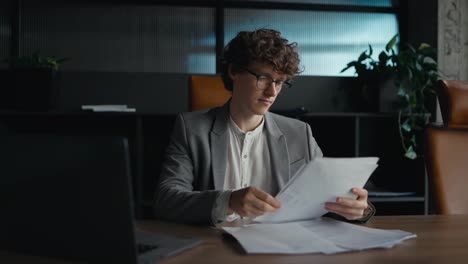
[
  {"left": 269, "top": 112, "right": 309, "bottom": 129},
  {"left": 177, "top": 106, "right": 221, "bottom": 132},
  {"left": 181, "top": 105, "right": 218, "bottom": 118}
]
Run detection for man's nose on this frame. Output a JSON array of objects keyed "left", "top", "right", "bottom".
[{"left": 264, "top": 81, "right": 279, "bottom": 96}]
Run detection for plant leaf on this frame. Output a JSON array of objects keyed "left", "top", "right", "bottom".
[
  {"left": 368, "top": 44, "right": 373, "bottom": 56},
  {"left": 340, "top": 61, "right": 356, "bottom": 73},
  {"left": 358, "top": 51, "right": 368, "bottom": 62},
  {"left": 402, "top": 119, "right": 412, "bottom": 132},
  {"left": 423, "top": 56, "right": 437, "bottom": 65},
  {"left": 386, "top": 33, "right": 399, "bottom": 51},
  {"left": 378, "top": 51, "right": 388, "bottom": 64},
  {"left": 405, "top": 146, "right": 417, "bottom": 159},
  {"left": 398, "top": 86, "right": 407, "bottom": 97}
]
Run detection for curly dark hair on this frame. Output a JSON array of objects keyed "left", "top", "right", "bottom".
[{"left": 220, "top": 28, "right": 302, "bottom": 91}]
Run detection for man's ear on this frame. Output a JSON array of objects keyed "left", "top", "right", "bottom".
[{"left": 228, "top": 64, "right": 237, "bottom": 81}]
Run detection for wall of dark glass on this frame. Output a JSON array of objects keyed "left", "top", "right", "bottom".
[
  {"left": 238, "top": 0, "right": 393, "bottom": 7},
  {"left": 7, "top": 1, "right": 399, "bottom": 76},
  {"left": 20, "top": 1, "right": 215, "bottom": 73},
  {"left": 225, "top": 8, "right": 398, "bottom": 76}
]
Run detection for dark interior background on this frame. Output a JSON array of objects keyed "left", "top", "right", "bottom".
[{"left": 0, "top": 0, "right": 439, "bottom": 218}]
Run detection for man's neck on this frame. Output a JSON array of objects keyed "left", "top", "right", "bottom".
[{"left": 229, "top": 105, "right": 264, "bottom": 132}]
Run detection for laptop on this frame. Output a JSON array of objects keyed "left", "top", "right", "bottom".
[{"left": 0, "top": 135, "right": 200, "bottom": 264}]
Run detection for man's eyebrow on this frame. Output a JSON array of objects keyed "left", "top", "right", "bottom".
[{"left": 257, "top": 71, "right": 288, "bottom": 81}]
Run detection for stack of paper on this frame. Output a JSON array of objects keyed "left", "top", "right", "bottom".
[
  {"left": 222, "top": 157, "right": 416, "bottom": 254},
  {"left": 222, "top": 218, "right": 416, "bottom": 254},
  {"left": 81, "top": 105, "right": 136, "bottom": 112}
]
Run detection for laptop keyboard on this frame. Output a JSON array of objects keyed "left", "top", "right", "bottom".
[{"left": 137, "top": 243, "right": 159, "bottom": 254}]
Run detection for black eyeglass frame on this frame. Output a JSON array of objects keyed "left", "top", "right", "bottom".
[{"left": 243, "top": 68, "right": 293, "bottom": 90}]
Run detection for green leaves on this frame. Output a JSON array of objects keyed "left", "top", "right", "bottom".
[
  {"left": 378, "top": 51, "right": 388, "bottom": 65},
  {"left": 358, "top": 50, "right": 369, "bottom": 62},
  {"left": 393, "top": 40, "right": 438, "bottom": 159},
  {"left": 340, "top": 61, "right": 357, "bottom": 73},
  {"left": 4, "top": 51, "right": 68, "bottom": 70},
  {"left": 342, "top": 33, "right": 439, "bottom": 159},
  {"left": 405, "top": 146, "right": 417, "bottom": 159},
  {"left": 402, "top": 118, "right": 412, "bottom": 132},
  {"left": 340, "top": 35, "right": 398, "bottom": 79},
  {"left": 385, "top": 33, "right": 398, "bottom": 52},
  {"left": 397, "top": 43, "right": 439, "bottom": 155}
]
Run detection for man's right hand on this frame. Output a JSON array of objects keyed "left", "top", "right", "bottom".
[{"left": 228, "top": 186, "right": 281, "bottom": 217}]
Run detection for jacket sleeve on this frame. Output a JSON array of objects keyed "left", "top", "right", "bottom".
[
  {"left": 153, "top": 114, "right": 221, "bottom": 225},
  {"left": 306, "top": 123, "right": 323, "bottom": 161},
  {"left": 323, "top": 201, "right": 376, "bottom": 224}
]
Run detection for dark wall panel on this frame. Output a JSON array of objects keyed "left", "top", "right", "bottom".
[
  {"left": 0, "top": 1, "right": 11, "bottom": 64},
  {"left": 272, "top": 76, "right": 362, "bottom": 112},
  {"left": 55, "top": 72, "right": 365, "bottom": 114},
  {"left": 56, "top": 72, "right": 189, "bottom": 114}
]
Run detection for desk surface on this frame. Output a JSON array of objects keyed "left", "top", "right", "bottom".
[
  {"left": 2, "top": 215, "right": 468, "bottom": 264},
  {"left": 140, "top": 215, "right": 468, "bottom": 264}
]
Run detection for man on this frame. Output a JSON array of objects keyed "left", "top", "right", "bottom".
[{"left": 154, "top": 29, "right": 374, "bottom": 225}]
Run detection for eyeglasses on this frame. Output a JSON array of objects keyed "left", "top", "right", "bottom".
[{"left": 243, "top": 68, "right": 292, "bottom": 91}]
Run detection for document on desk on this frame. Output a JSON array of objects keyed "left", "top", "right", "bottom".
[
  {"left": 222, "top": 218, "right": 416, "bottom": 254},
  {"left": 256, "top": 157, "right": 379, "bottom": 223},
  {"left": 222, "top": 157, "right": 417, "bottom": 255}
]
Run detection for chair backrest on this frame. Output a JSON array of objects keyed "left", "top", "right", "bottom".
[
  {"left": 189, "top": 75, "right": 231, "bottom": 111},
  {"left": 426, "top": 80, "right": 468, "bottom": 214},
  {"left": 437, "top": 80, "right": 468, "bottom": 128},
  {"left": 426, "top": 126, "right": 468, "bottom": 214}
]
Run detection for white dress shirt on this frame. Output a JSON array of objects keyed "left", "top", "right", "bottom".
[{"left": 212, "top": 116, "right": 276, "bottom": 222}]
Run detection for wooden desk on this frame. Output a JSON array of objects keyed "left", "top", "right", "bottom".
[
  {"left": 2, "top": 215, "right": 468, "bottom": 263},
  {"left": 138, "top": 215, "right": 468, "bottom": 264}
]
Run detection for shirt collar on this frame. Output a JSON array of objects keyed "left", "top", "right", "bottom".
[{"left": 228, "top": 115, "right": 265, "bottom": 138}]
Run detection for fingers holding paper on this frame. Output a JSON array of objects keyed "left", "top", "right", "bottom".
[
  {"left": 229, "top": 186, "right": 281, "bottom": 217},
  {"left": 324, "top": 187, "right": 369, "bottom": 220}
]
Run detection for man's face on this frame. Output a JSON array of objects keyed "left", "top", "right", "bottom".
[{"left": 229, "top": 62, "right": 289, "bottom": 116}]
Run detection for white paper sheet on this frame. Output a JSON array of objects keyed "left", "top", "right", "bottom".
[
  {"left": 256, "top": 157, "right": 379, "bottom": 223},
  {"left": 299, "top": 218, "right": 417, "bottom": 250},
  {"left": 223, "top": 221, "right": 344, "bottom": 254},
  {"left": 222, "top": 218, "right": 416, "bottom": 254}
]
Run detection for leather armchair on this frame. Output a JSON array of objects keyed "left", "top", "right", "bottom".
[
  {"left": 425, "top": 80, "right": 468, "bottom": 214},
  {"left": 189, "top": 75, "right": 231, "bottom": 111}
]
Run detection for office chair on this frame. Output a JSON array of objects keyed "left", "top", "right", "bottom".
[
  {"left": 425, "top": 80, "right": 468, "bottom": 215},
  {"left": 189, "top": 75, "right": 231, "bottom": 111}
]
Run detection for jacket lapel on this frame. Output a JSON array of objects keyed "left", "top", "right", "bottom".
[
  {"left": 210, "top": 103, "right": 230, "bottom": 190},
  {"left": 265, "top": 112, "right": 290, "bottom": 189}
]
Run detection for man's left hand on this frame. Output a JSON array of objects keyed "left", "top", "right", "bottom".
[{"left": 324, "top": 187, "right": 369, "bottom": 220}]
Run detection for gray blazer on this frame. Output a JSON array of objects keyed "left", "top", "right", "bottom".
[{"left": 153, "top": 103, "right": 323, "bottom": 224}]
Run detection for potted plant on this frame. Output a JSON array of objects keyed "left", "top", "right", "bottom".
[
  {"left": 1, "top": 52, "right": 68, "bottom": 111},
  {"left": 341, "top": 34, "right": 398, "bottom": 112},
  {"left": 341, "top": 34, "right": 439, "bottom": 159}
]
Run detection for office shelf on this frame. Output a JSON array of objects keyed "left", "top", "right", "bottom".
[
  {"left": 0, "top": 111, "right": 428, "bottom": 218},
  {"left": 369, "top": 196, "right": 425, "bottom": 202},
  {"left": 299, "top": 112, "right": 428, "bottom": 215}
]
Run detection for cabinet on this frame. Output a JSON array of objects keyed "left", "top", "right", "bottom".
[{"left": 0, "top": 111, "right": 428, "bottom": 218}]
